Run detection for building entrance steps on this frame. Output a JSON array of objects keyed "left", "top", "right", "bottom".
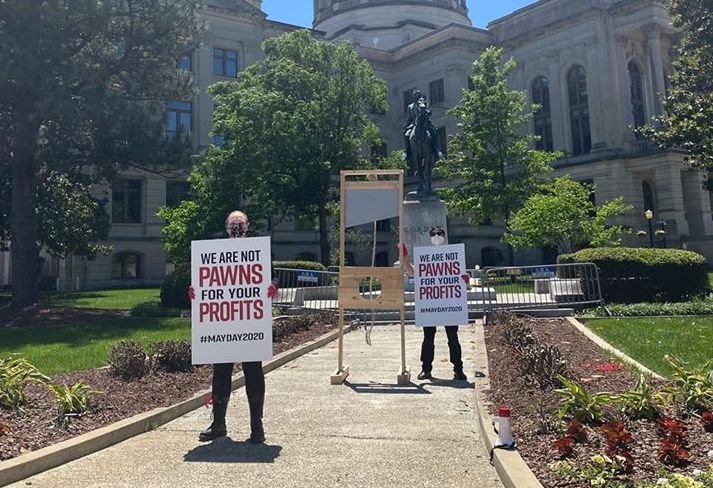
[{"left": 9, "top": 324, "right": 503, "bottom": 488}]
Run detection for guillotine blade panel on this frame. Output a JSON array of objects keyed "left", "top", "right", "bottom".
[{"left": 344, "top": 188, "right": 400, "bottom": 228}]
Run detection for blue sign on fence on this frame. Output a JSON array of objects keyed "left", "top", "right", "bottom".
[
  {"left": 532, "top": 266, "right": 556, "bottom": 279},
  {"left": 297, "top": 271, "right": 319, "bottom": 284}
]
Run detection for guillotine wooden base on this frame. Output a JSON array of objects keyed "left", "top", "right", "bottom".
[{"left": 330, "top": 366, "right": 350, "bottom": 385}]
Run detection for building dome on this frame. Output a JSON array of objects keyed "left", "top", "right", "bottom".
[{"left": 313, "top": 0, "right": 471, "bottom": 50}]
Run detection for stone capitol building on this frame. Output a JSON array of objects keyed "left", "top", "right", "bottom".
[{"left": 3, "top": 0, "right": 711, "bottom": 290}]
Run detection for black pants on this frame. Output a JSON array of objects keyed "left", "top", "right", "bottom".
[
  {"left": 420, "top": 326, "right": 463, "bottom": 374},
  {"left": 212, "top": 361, "right": 264, "bottom": 402}
]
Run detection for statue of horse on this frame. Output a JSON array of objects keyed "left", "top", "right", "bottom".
[{"left": 408, "top": 99, "right": 437, "bottom": 199}]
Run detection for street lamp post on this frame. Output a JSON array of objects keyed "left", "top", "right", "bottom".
[
  {"left": 657, "top": 218, "right": 667, "bottom": 248},
  {"left": 645, "top": 210, "right": 654, "bottom": 248}
]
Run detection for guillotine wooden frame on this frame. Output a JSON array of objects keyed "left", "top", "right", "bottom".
[{"left": 330, "top": 169, "right": 410, "bottom": 385}]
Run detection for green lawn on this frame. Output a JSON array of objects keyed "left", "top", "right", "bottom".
[
  {"left": 42, "top": 288, "right": 160, "bottom": 310},
  {"left": 0, "top": 317, "right": 190, "bottom": 375},
  {"left": 586, "top": 317, "right": 713, "bottom": 377}
]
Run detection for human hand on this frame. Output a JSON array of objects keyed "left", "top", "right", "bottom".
[
  {"left": 462, "top": 274, "right": 470, "bottom": 284},
  {"left": 188, "top": 286, "right": 195, "bottom": 301},
  {"left": 267, "top": 283, "right": 278, "bottom": 299}
]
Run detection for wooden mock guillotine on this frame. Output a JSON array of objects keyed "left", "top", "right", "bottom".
[{"left": 330, "top": 169, "right": 410, "bottom": 385}]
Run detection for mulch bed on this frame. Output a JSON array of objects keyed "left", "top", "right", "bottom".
[
  {"left": 484, "top": 316, "right": 713, "bottom": 487},
  {"left": 0, "top": 312, "right": 338, "bottom": 462}
]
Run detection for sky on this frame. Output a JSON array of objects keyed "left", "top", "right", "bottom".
[{"left": 262, "top": 0, "right": 537, "bottom": 29}]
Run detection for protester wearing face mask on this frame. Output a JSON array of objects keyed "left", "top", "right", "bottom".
[
  {"left": 189, "top": 210, "right": 279, "bottom": 443},
  {"left": 400, "top": 225, "right": 467, "bottom": 381}
]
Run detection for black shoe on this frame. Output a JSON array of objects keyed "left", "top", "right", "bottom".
[
  {"left": 248, "top": 420, "right": 265, "bottom": 444},
  {"left": 198, "top": 395, "right": 229, "bottom": 442},
  {"left": 453, "top": 370, "right": 468, "bottom": 381},
  {"left": 417, "top": 370, "right": 432, "bottom": 380},
  {"left": 199, "top": 422, "right": 227, "bottom": 442}
]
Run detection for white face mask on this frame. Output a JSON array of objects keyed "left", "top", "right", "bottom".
[{"left": 430, "top": 235, "right": 446, "bottom": 246}]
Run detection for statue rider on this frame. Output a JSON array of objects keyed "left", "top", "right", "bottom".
[{"left": 403, "top": 88, "right": 443, "bottom": 170}]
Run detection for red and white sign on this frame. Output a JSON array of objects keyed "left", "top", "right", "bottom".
[
  {"left": 191, "top": 236, "right": 273, "bottom": 364},
  {"left": 414, "top": 243, "right": 468, "bottom": 327}
]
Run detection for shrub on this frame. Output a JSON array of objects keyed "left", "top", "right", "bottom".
[
  {"left": 656, "top": 418, "right": 690, "bottom": 467},
  {"left": 130, "top": 300, "right": 183, "bottom": 318},
  {"left": 273, "top": 311, "right": 336, "bottom": 341},
  {"left": 160, "top": 263, "right": 191, "bottom": 310},
  {"left": 109, "top": 341, "right": 152, "bottom": 379},
  {"left": 0, "top": 355, "right": 49, "bottom": 409},
  {"left": 558, "top": 247, "right": 710, "bottom": 303},
  {"left": 617, "top": 374, "right": 666, "bottom": 420},
  {"left": 600, "top": 422, "right": 634, "bottom": 472},
  {"left": 555, "top": 375, "right": 614, "bottom": 423},
  {"left": 663, "top": 355, "right": 713, "bottom": 414},
  {"left": 154, "top": 340, "right": 192, "bottom": 372},
  {"left": 48, "top": 382, "right": 100, "bottom": 416}
]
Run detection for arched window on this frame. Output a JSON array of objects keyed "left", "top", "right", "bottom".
[
  {"left": 532, "top": 76, "right": 553, "bottom": 151},
  {"left": 567, "top": 66, "right": 591, "bottom": 156},
  {"left": 642, "top": 180, "right": 657, "bottom": 214},
  {"left": 628, "top": 61, "right": 646, "bottom": 128},
  {"left": 111, "top": 253, "right": 141, "bottom": 280}
]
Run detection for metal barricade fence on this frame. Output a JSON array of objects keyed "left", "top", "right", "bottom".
[
  {"left": 275, "top": 263, "right": 602, "bottom": 319},
  {"left": 475, "top": 263, "right": 603, "bottom": 314},
  {"left": 273, "top": 268, "right": 340, "bottom": 314}
]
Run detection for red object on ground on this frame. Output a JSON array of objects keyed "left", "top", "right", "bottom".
[{"left": 498, "top": 405, "right": 512, "bottom": 418}]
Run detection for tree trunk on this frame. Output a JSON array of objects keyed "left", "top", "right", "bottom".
[
  {"left": 10, "top": 112, "right": 41, "bottom": 310},
  {"left": 318, "top": 205, "right": 330, "bottom": 266}
]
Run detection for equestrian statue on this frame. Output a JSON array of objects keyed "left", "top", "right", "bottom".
[{"left": 403, "top": 88, "right": 443, "bottom": 201}]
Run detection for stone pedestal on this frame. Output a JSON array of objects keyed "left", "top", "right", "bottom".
[{"left": 402, "top": 199, "right": 448, "bottom": 291}]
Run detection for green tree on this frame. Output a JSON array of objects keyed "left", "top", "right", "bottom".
[
  {"left": 639, "top": 0, "right": 713, "bottom": 173},
  {"left": 161, "top": 30, "right": 390, "bottom": 265},
  {"left": 504, "top": 177, "right": 631, "bottom": 253},
  {"left": 438, "top": 47, "right": 560, "bottom": 264},
  {"left": 0, "top": 0, "right": 199, "bottom": 309}
]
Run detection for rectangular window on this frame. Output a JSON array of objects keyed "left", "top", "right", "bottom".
[
  {"left": 178, "top": 51, "right": 192, "bottom": 71},
  {"left": 213, "top": 47, "right": 238, "bottom": 77},
  {"left": 166, "top": 101, "right": 192, "bottom": 139},
  {"left": 429, "top": 78, "right": 445, "bottom": 105},
  {"left": 111, "top": 253, "right": 141, "bottom": 279},
  {"left": 166, "top": 181, "right": 190, "bottom": 208},
  {"left": 112, "top": 179, "right": 143, "bottom": 224}
]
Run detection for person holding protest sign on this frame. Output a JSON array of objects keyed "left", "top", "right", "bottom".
[
  {"left": 191, "top": 210, "right": 279, "bottom": 443},
  {"left": 400, "top": 226, "right": 468, "bottom": 381}
]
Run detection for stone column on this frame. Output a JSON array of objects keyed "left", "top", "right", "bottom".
[
  {"left": 547, "top": 53, "right": 566, "bottom": 152},
  {"left": 646, "top": 25, "right": 667, "bottom": 116},
  {"left": 681, "top": 170, "right": 713, "bottom": 237},
  {"left": 655, "top": 163, "right": 689, "bottom": 239},
  {"left": 585, "top": 37, "right": 606, "bottom": 150}
]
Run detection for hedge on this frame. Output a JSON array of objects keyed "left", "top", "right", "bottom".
[
  {"left": 584, "top": 299, "right": 713, "bottom": 317},
  {"left": 558, "top": 247, "right": 710, "bottom": 303},
  {"left": 272, "top": 261, "right": 326, "bottom": 271}
]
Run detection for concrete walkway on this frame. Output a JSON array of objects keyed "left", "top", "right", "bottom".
[{"left": 10, "top": 324, "right": 502, "bottom": 488}]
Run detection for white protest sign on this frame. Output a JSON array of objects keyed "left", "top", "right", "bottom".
[
  {"left": 414, "top": 243, "right": 468, "bottom": 327},
  {"left": 191, "top": 236, "right": 273, "bottom": 364}
]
